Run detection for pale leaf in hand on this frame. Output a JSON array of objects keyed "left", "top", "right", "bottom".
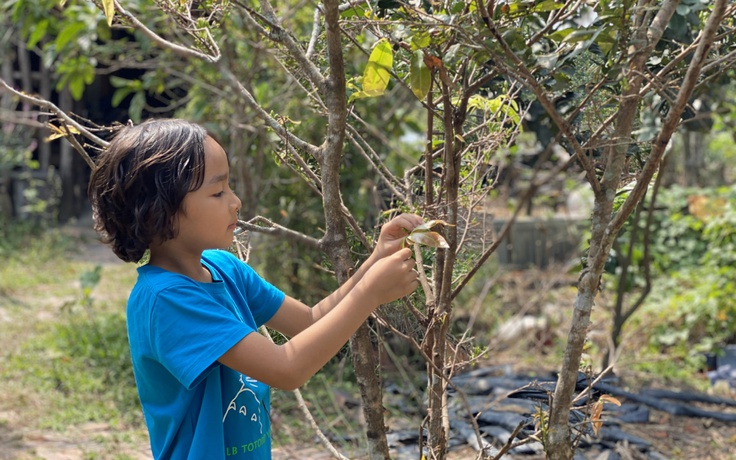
[
  {"left": 407, "top": 231, "right": 449, "bottom": 248},
  {"left": 411, "top": 219, "right": 452, "bottom": 233}
]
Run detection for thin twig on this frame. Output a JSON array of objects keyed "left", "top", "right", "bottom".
[
  {"left": 112, "top": 0, "right": 221, "bottom": 63},
  {"left": 0, "top": 79, "right": 107, "bottom": 149}
]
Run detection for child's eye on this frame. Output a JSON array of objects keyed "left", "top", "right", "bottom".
[{"left": 213, "top": 191, "right": 224, "bottom": 198}]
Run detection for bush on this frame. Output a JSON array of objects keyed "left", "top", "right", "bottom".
[{"left": 640, "top": 185, "right": 736, "bottom": 364}]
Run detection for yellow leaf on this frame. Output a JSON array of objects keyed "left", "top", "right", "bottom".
[
  {"left": 599, "top": 394, "right": 622, "bottom": 406},
  {"left": 591, "top": 401, "right": 603, "bottom": 436},
  {"left": 101, "top": 0, "right": 115, "bottom": 27},
  {"left": 362, "top": 39, "right": 393, "bottom": 97},
  {"left": 591, "top": 394, "right": 621, "bottom": 436},
  {"left": 45, "top": 123, "right": 80, "bottom": 142}
]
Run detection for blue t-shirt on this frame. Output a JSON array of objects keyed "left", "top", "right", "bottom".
[{"left": 127, "top": 249, "right": 285, "bottom": 460}]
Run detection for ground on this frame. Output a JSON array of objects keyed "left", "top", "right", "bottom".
[{"left": 1, "top": 219, "right": 735, "bottom": 460}]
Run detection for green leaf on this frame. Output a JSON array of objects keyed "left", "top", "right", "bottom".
[
  {"left": 128, "top": 92, "right": 145, "bottom": 123},
  {"left": 111, "top": 87, "right": 133, "bottom": 107},
  {"left": 69, "top": 78, "right": 85, "bottom": 100},
  {"left": 563, "top": 29, "right": 595, "bottom": 44},
  {"left": 56, "top": 22, "right": 86, "bottom": 50},
  {"left": 409, "top": 50, "right": 431, "bottom": 101},
  {"left": 27, "top": 19, "right": 49, "bottom": 49},
  {"left": 410, "top": 31, "right": 431, "bottom": 51},
  {"left": 362, "top": 38, "right": 393, "bottom": 97},
  {"left": 533, "top": 1, "right": 563, "bottom": 12},
  {"left": 548, "top": 27, "right": 574, "bottom": 43}
]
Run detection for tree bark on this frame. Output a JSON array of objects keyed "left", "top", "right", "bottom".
[
  {"left": 546, "top": 1, "right": 727, "bottom": 458},
  {"left": 546, "top": 1, "right": 679, "bottom": 458},
  {"left": 683, "top": 130, "right": 705, "bottom": 186},
  {"left": 320, "top": 2, "right": 390, "bottom": 458}
]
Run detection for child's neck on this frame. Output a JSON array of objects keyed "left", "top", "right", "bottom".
[{"left": 148, "top": 246, "right": 212, "bottom": 283}]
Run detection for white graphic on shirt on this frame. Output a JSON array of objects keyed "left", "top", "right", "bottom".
[{"left": 223, "top": 374, "right": 264, "bottom": 434}]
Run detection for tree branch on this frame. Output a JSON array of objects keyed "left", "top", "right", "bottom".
[
  {"left": 233, "top": 0, "right": 326, "bottom": 91},
  {"left": 237, "top": 216, "right": 321, "bottom": 249},
  {"left": 112, "top": 0, "right": 221, "bottom": 63},
  {"left": 0, "top": 78, "right": 106, "bottom": 162},
  {"left": 221, "top": 69, "right": 321, "bottom": 159},
  {"left": 609, "top": 0, "right": 728, "bottom": 238}
]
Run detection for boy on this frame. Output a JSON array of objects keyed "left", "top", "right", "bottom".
[{"left": 88, "top": 118, "right": 422, "bottom": 459}]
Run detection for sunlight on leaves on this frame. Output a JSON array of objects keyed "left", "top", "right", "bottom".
[{"left": 351, "top": 38, "right": 393, "bottom": 101}]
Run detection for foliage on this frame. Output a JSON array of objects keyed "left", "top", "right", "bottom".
[
  {"left": 607, "top": 184, "right": 736, "bottom": 373},
  {"left": 644, "top": 186, "right": 736, "bottom": 353},
  {"left": 5, "top": 0, "right": 109, "bottom": 100},
  {"left": 0, "top": 126, "right": 37, "bottom": 175},
  {"left": 0, "top": 222, "right": 73, "bottom": 273}
]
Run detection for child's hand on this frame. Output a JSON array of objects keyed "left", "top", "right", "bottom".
[
  {"left": 374, "top": 214, "right": 424, "bottom": 260},
  {"left": 359, "top": 247, "right": 418, "bottom": 306}
]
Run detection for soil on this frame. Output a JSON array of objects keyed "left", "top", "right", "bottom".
[{"left": 1, "top": 218, "right": 735, "bottom": 459}]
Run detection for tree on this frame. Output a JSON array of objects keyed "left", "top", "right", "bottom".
[{"left": 2, "top": 0, "right": 736, "bottom": 459}]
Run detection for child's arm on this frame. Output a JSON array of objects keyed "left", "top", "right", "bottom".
[
  {"left": 265, "top": 213, "right": 424, "bottom": 337},
  {"left": 219, "top": 247, "right": 418, "bottom": 390}
]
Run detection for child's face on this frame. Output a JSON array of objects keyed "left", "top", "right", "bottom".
[{"left": 174, "top": 136, "right": 242, "bottom": 252}]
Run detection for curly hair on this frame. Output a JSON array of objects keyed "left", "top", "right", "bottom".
[{"left": 88, "top": 119, "right": 208, "bottom": 263}]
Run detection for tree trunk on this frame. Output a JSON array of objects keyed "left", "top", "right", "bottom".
[
  {"left": 321, "top": 2, "right": 390, "bottom": 457},
  {"left": 1, "top": 27, "right": 14, "bottom": 112},
  {"left": 546, "top": 1, "right": 726, "bottom": 457},
  {"left": 350, "top": 327, "right": 389, "bottom": 459}
]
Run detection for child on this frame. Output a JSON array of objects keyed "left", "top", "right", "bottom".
[{"left": 87, "top": 118, "right": 422, "bottom": 459}]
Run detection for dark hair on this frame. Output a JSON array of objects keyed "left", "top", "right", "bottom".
[{"left": 88, "top": 119, "right": 208, "bottom": 263}]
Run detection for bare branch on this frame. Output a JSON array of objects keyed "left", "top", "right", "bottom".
[
  {"left": 306, "top": 5, "right": 322, "bottom": 60},
  {"left": 221, "top": 69, "right": 321, "bottom": 159},
  {"left": 232, "top": 0, "right": 326, "bottom": 90},
  {"left": 0, "top": 78, "right": 107, "bottom": 151},
  {"left": 475, "top": 16, "right": 601, "bottom": 195},
  {"left": 609, "top": 0, "right": 729, "bottom": 237},
  {"left": 237, "top": 216, "right": 321, "bottom": 249},
  {"left": 112, "top": 0, "right": 221, "bottom": 63}
]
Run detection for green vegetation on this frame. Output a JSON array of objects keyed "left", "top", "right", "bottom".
[
  {"left": 638, "top": 186, "right": 736, "bottom": 377},
  {"left": 0, "top": 222, "right": 147, "bottom": 458},
  {"left": 601, "top": 184, "right": 736, "bottom": 383}
]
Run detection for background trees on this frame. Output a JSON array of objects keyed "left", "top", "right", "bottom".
[{"left": 1, "top": 0, "right": 735, "bottom": 459}]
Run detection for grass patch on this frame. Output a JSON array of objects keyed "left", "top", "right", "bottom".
[{"left": 0, "top": 222, "right": 145, "bottom": 457}]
